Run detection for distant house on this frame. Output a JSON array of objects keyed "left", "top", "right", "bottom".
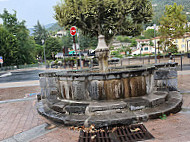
[
  {"left": 146, "top": 25, "right": 159, "bottom": 31},
  {"left": 136, "top": 39, "right": 151, "bottom": 49},
  {"left": 174, "top": 33, "right": 190, "bottom": 53},
  {"left": 151, "top": 34, "right": 190, "bottom": 53},
  {"left": 54, "top": 30, "right": 67, "bottom": 37},
  {"left": 131, "top": 45, "right": 161, "bottom": 56}
]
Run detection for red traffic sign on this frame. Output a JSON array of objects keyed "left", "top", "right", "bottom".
[{"left": 70, "top": 26, "right": 77, "bottom": 36}]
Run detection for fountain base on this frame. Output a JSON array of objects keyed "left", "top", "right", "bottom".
[{"left": 36, "top": 91, "right": 182, "bottom": 128}]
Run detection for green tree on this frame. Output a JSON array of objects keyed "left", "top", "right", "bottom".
[
  {"left": 130, "top": 39, "right": 137, "bottom": 47},
  {"left": 78, "top": 34, "right": 98, "bottom": 50},
  {"left": 0, "top": 26, "right": 18, "bottom": 66},
  {"left": 33, "top": 21, "right": 49, "bottom": 45},
  {"left": 159, "top": 3, "right": 188, "bottom": 53},
  {"left": 45, "top": 37, "right": 62, "bottom": 59},
  {"left": 0, "top": 9, "right": 37, "bottom": 66},
  {"left": 61, "top": 33, "right": 73, "bottom": 50},
  {"left": 143, "top": 29, "right": 157, "bottom": 39},
  {"left": 54, "top": 0, "right": 153, "bottom": 45}
]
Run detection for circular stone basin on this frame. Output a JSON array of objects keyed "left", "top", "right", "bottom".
[{"left": 39, "top": 65, "right": 155, "bottom": 101}]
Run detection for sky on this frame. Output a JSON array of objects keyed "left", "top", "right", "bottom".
[{"left": 0, "top": 0, "right": 59, "bottom": 28}]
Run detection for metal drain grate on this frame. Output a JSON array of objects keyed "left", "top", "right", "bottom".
[
  {"left": 78, "top": 124, "right": 154, "bottom": 142},
  {"left": 112, "top": 124, "right": 154, "bottom": 142},
  {"left": 78, "top": 130, "right": 112, "bottom": 142}
]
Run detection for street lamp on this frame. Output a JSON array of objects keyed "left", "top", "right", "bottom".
[
  {"left": 41, "top": 39, "right": 46, "bottom": 68},
  {"left": 77, "top": 32, "right": 82, "bottom": 69},
  {"left": 154, "top": 24, "right": 157, "bottom": 63},
  {"left": 187, "top": 39, "right": 190, "bottom": 60},
  {"left": 187, "top": 39, "right": 190, "bottom": 53}
]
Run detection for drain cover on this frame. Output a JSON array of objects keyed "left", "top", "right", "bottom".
[
  {"left": 78, "top": 124, "right": 154, "bottom": 142},
  {"left": 112, "top": 124, "right": 154, "bottom": 142}
]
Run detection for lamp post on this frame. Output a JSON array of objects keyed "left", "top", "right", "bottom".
[
  {"left": 41, "top": 39, "right": 46, "bottom": 68},
  {"left": 187, "top": 39, "right": 190, "bottom": 63},
  {"left": 154, "top": 24, "right": 157, "bottom": 63},
  {"left": 187, "top": 39, "right": 189, "bottom": 53},
  {"left": 77, "top": 32, "right": 83, "bottom": 69}
]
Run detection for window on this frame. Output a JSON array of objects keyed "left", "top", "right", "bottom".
[
  {"left": 182, "top": 39, "right": 185, "bottom": 42},
  {"left": 144, "top": 47, "right": 149, "bottom": 51},
  {"left": 181, "top": 44, "right": 185, "bottom": 48},
  {"left": 176, "top": 39, "right": 178, "bottom": 43}
]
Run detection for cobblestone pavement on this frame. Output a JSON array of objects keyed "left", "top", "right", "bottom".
[
  {"left": 0, "top": 85, "right": 40, "bottom": 101},
  {"left": 0, "top": 71, "right": 190, "bottom": 142},
  {"left": 0, "top": 100, "right": 44, "bottom": 140},
  {"left": 144, "top": 73, "right": 190, "bottom": 142}
]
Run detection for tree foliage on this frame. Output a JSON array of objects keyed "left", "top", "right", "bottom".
[
  {"left": 0, "top": 26, "right": 18, "bottom": 66},
  {"left": 33, "top": 21, "right": 49, "bottom": 45},
  {"left": 0, "top": 9, "right": 37, "bottom": 66},
  {"left": 159, "top": 3, "right": 188, "bottom": 53},
  {"left": 54, "top": 0, "right": 153, "bottom": 44},
  {"left": 143, "top": 29, "right": 158, "bottom": 39},
  {"left": 45, "top": 37, "right": 62, "bottom": 59},
  {"left": 152, "top": 0, "right": 190, "bottom": 25}
]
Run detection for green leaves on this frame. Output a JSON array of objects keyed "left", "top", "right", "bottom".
[
  {"left": 159, "top": 3, "right": 188, "bottom": 53},
  {"left": 0, "top": 9, "right": 37, "bottom": 66},
  {"left": 54, "top": 0, "right": 153, "bottom": 45},
  {"left": 45, "top": 37, "right": 62, "bottom": 60},
  {"left": 33, "top": 21, "right": 49, "bottom": 45}
]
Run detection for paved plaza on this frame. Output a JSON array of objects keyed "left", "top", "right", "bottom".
[{"left": 0, "top": 70, "right": 190, "bottom": 141}]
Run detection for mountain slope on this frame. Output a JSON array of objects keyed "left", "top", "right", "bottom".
[{"left": 152, "top": 0, "right": 190, "bottom": 24}]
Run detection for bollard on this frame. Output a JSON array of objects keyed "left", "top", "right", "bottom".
[
  {"left": 121, "top": 59, "right": 123, "bottom": 66},
  {"left": 143, "top": 57, "right": 144, "bottom": 64},
  {"left": 148, "top": 55, "right": 150, "bottom": 64}
]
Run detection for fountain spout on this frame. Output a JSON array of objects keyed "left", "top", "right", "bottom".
[{"left": 95, "top": 35, "right": 109, "bottom": 72}]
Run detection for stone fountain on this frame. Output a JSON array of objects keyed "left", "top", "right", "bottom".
[{"left": 36, "top": 35, "right": 182, "bottom": 128}]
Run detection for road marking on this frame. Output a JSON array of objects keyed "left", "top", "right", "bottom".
[
  {"left": 0, "top": 97, "right": 36, "bottom": 104},
  {"left": 1, "top": 123, "right": 57, "bottom": 142}
]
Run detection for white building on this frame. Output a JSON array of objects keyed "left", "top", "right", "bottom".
[
  {"left": 146, "top": 25, "right": 159, "bottom": 31},
  {"left": 54, "top": 30, "right": 67, "bottom": 37},
  {"left": 136, "top": 39, "right": 151, "bottom": 49},
  {"left": 131, "top": 45, "right": 162, "bottom": 56}
]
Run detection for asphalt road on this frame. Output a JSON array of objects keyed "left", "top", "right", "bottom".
[
  {"left": 0, "top": 64, "right": 189, "bottom": 84},
  {"left": 0, "top": 70, "right": 44, "bottom": 83}
]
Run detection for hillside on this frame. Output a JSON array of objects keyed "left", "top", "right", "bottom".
[
  {"left": 47, "top": 23, "right": 63, "bottom": 32},
  {"left": 152, "top": 0, "right": 190, "bottom": 24}
]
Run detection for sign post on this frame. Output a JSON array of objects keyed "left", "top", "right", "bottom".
[
  {"left": 70, "top": 26, "right": 78, "bottom": 70},
  {"left": 0, "top": 56, "right": 3, "bottom": 68},
  {"left": 77, "top": 32, "right": 83, "bottom": 69}
]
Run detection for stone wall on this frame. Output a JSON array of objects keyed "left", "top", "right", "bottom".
[{"left": 154, "top": 63, "right": 178, "bottom": 91}]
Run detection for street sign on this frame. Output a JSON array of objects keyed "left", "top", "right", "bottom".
[
  {"left": 0, "top": 56, "right": 3, "bottom": 64},
  {"left": 70, "top": 26, "right": 77, "bottom": 36}
]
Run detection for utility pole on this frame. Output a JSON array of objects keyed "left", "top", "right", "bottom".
[
  {"left": 77, "top": 32, "right": 82, "bottom": 69},
  {"left": 154, "top": 24, "right": 157, "bottom": 63},
  {"left": 41, "top": 39, "right": 46, "bottom": 69}
]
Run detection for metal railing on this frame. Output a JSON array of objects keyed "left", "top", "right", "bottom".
[{"left": 0, "top": 63, "right": 44, "bottom": 71}]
